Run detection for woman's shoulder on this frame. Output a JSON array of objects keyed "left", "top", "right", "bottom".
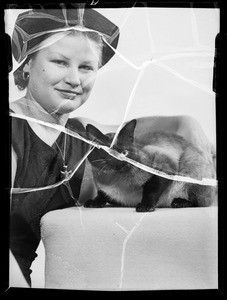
[
  {"left": 11, "top": 110, "right": 29, "bottom": 165},
  {"left": 10, "top": 100, "right": 32, "bottom": 151},
  {"left": 10, "top": 108, "right": 27, "bottom": 133},
  {"left": 10, "top": 98, "right": 27, "bottom": 114}
]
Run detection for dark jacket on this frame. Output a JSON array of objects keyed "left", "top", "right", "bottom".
[{"left": 10, "top": 114, "right": 89, "bottom": 286}]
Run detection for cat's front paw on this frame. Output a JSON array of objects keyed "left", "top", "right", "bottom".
[
  {"left": 136, "top": 203, "right": 155, "bottom": 212},
  {"left": 84, "top": 199, "right": 106, "bottom": 208}
]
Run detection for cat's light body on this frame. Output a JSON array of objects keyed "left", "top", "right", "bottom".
[
  {"left": 96, "top": 180, "right": 187, "bottom": 208},
  {"left": 97, "top": 182, "right": 142, "bottom": 207},
  {"left": 91, "top": 134, "right": 192, "bottom": 208},
  {"left": 85, "top": 118, "right": 216, "bottom": 211}
]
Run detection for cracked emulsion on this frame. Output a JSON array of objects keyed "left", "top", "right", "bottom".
[
  {"left": 10, "top": 110, "right": 217, "bottom": 190},
  {"left": 115, "top": 213, "right": 148, "bottom": 289},
  {"left": 9, "top": 6, "right": 218, "bottom": 195},
  {"left": 9, "top": 6, "right": 218, "bottom": 289}
]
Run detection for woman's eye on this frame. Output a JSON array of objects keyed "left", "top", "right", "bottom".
[
  {"left": 80, "top": 65, "right": 93, "bottom": 71},
  {"left": 52, "top": 60, "right": 68, "bottom": 66}
]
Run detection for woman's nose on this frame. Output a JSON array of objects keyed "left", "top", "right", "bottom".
[{"left": 64, "top": 67, "right": 81, "bottom": 88}]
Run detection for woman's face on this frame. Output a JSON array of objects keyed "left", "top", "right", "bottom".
[{"left": 24, "top": 33, "right": 101, "bottom": 115}]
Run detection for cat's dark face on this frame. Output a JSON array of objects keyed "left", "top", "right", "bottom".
[{"left": 86, "top": 119, "right": 137, "bottom": 173}]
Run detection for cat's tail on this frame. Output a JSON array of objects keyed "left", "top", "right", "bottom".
[
  {"left": 159, "top": 180, "right": 216, "bottom": 208},
  {"left": 188, "top": 184, "right": 217, "bottom": 207},
  {"left": 177, "top": 147, "right": 217, "bottom": 207}
]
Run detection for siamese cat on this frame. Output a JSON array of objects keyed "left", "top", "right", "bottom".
[{"left": 84, "top": 119, "right": 216, "bottom": 212}]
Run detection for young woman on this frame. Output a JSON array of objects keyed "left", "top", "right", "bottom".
[{"left": 10, "top": 7, "right": 120, "bottom": 286}]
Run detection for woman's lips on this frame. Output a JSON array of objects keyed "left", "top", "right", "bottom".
[{"left": 56, "top": 89, "right": 82, "bottom": 99}]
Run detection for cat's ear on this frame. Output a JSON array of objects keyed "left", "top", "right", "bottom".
[
  {"left": 117, "top": 119, "right": 137, "bottom": 145},
  {"left": 86, "top": 124, "right": 110, "bottom": 146}
]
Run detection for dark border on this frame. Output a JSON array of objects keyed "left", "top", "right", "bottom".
[{"left": 1, "top": 0, "right": 225, "bottom": 297}]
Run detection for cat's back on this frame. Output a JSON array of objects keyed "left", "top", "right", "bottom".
[
  {"left": 136, "top": 131, "right": 190, "bottom": 151},
  {"left": 135, "top": 131, "right": 197, "bottom": 165},
  {"left": 136, "top": 131, "right": 189, "bottom": 146}
]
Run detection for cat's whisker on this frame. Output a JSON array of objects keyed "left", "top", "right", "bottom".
[
  {"left": 97, "top": 163, "right": 109, "bottom": 174},
  {"left": 91, "top": 158, "right": 106, "bottom": 163}
]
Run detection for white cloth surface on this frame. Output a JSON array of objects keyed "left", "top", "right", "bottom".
[{"left": 41, "top": 206, "right": 218, "bottom": 291}]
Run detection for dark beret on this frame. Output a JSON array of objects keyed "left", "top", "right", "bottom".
[{"left": 12, "top": 8, "right": 120, "bottom": 67}]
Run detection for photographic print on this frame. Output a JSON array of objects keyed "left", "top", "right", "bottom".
[{"left": 5, "top": 1, "right": 220, "bottom": 292}]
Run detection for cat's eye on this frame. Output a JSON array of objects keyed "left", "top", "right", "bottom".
[{"left": 121, "top": 150, "right": 129, "bottom": 156}]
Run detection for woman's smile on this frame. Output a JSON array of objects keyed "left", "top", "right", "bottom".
[
  {"left": 24, "top": 33, "right": 101, "bottom": 115},
  {"left": 55, "top": 88, "right": 82, "bottom": 100}
]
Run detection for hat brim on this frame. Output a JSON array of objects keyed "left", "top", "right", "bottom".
[{"left": 12, "top": 8, "right": 120, "bottom": 68}]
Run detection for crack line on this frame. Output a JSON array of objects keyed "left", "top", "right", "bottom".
[
  {"left": 119, "top": 213, "right": 148, "bottom": 290},
  {"left": 115, "top": 222, "right": 130, "bottom": 235}
]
